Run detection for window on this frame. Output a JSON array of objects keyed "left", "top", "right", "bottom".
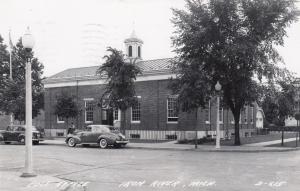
[
  {"left": 250, "top": 107, "right": 254, "bottom": 123},
  {"left": 204, "top": 101, "right": 210, "bottom": 124},
  {"left": 128, "top": 46, "right": 132, "bottom": 57},
  {"left": 85, "top": 101, "right": 94, "bottom": 123},
  {"left": 219, "top": 108, "right": 223, "bottom": 123},
  {"left": 114, "top": 109, "right": 119, "bottom": 121},
  {"left": 167, "top": 96, "right": 178, "bottom": 122},
  {"left": 138, "top": 46, "right": 141, "bottom": 57},
  {"left": 131, "top": 101, "right": 141, "bottom": 123},
  {"left": 57, "top": 115, "right": 64, "bottom": 123}
]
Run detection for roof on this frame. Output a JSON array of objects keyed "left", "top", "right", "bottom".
[
  {"left": 44, "top": 58, "right": 174, "bottom": 84},
  {"left": 124, "top": 30, "right": 143, "bottom": 44}
]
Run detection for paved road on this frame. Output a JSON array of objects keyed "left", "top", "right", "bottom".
[{"left": 0, "top": 143, "right": 300, "bottom": 191}]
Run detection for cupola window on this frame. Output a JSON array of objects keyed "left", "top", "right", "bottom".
[
  {"left": 138, "top": 46, "right": 141, "bottom": 57},
  {"left": 128, "top": 46, "right": 132, "bottom": 57}
]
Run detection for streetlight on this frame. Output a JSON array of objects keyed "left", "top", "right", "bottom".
[
  {"left": 215, "top": 81, "right": 222, "bottom": 149},
  {"left": 20, "top": 27, "right": 36, "bottom": 177}
]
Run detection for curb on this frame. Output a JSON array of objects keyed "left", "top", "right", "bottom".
[
  {"left": 41, "top": 140, "right": 300, "bottom": 153},
  {"left": 126, "top": 145, "right": 300, "bottom": 153}
]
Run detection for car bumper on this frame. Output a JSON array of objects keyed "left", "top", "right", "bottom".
[
  {"left": 32, "top": 138, "right": 44, "bottom": 142},
  {"left": 115, "top": 140, "right": 129, "bottom": 144}
]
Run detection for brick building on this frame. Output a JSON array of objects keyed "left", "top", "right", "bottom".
[{"left": 44, "top": 32, "right": 258, "bottom": 140}]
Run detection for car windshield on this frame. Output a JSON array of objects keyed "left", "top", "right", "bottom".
[
  {"left": 109, "top": 127, "right": 120, "bottom": 133},
  {"left": 7, "top": 126, "right": 37, "bottom": 131}
]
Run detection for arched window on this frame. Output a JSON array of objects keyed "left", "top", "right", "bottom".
[
  {"left": 128, "top": 46, "right": 132, "bottom": 57},
  {"left": 138, "top": 46, "right": 141, "bottom": 57}
]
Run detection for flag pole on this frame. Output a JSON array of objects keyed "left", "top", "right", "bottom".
[{"left": 9, "top": 29, "right": 13, "bottom": 126}]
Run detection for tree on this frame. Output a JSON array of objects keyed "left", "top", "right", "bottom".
[
  {"left": 0, "top": 38, "right": 44, "bottom": 122},
  {"left": 171, "top": 0, "right": 299, "bottom": 145},
  {"left": 54, "top": 92, "right": 79, "bottom": 128},
  {"left": 261, "top": 79, "right": 296, "bottom": 126},
  {"left": 97, "top": 47, "right": 141, "bottom": 133},
  {"left": 0, "top": 35, "right": 9, "bottom": 92}
]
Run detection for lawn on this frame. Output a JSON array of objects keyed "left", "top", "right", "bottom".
[{"left": 179, "top": 132, "right": 299, "bottom": 146}]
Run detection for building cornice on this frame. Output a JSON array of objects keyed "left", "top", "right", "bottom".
[{"left": 44, "top": 73, "right": 176, "bottom": 88}]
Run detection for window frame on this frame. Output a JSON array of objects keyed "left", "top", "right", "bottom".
[
  {"left": 131, "top": 97, "right": 141, "bottom": 123},
  {"left": 138, "top": 46, "right": 141, "bottom": 57},
  {"left": 167, "top": 95, "right": 179, "bottom": 123},
  {"left": 128, "top": 45, "right": 133, "bottom": 57},
  {"left": 57, "top": 115, "right": 65, "bottom": 124},
  {"left": 85, "top": 100, "right": 94, "bottom": 124}
]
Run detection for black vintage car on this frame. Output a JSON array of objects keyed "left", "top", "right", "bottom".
[
  {"left": 0, "top": 125, "right": 44, "bottom": 145},
  {"left": 65, "top": 125, "right": 129, "bottom": 148}
]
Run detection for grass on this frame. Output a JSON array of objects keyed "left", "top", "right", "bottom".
[{"left": 178, "top": 132, "right": 299, "bottom": 146}]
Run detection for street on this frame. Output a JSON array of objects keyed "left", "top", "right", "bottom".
[{"left": 0, "top": 143, "right": 300, "bottom": 191}]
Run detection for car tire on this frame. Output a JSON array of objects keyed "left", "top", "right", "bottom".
[
  {"left": 67, "top": 138, "right": 76, "bottom": 147},
  {"left": 33, "top": 141, "right": 39, "bottom": 145},
  {"left": 99, "top": 138, "right": 108, "bottom": 149},
  {"left": 19, "top": 137, "right": 25, "bottom": 144}
]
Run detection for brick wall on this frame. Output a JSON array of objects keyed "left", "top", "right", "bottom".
[{"left": 44, "top": 79, "right": 257, "bottom": 137}]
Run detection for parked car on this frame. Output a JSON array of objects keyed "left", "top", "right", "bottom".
[
  {"left": 0, "top": 125, "right": 44, "bottom": 145},
  {"left": 65, "top": 124, "right": 129, "bottom": 148}
]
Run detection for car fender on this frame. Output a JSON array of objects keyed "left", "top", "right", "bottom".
[
  {"left": 66, "top": 136, "right": 81, "bottom": 144},
  {"left": 97, "top": 135, "right": 116, "bottom": 145},
  {"left": 18, "top": 134, "right": 25, "bottom": 141},
  {"left": 0, "top": 134, "right": 3, "bottom": 141}
]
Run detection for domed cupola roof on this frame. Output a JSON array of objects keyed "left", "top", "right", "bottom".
[{"left": 124, "top": 30, "right": 143, "bottom": 44}]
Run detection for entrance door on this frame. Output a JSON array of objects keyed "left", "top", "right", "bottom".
[{"left": 101, "top": 109, "right": 114, "bottom": 125}]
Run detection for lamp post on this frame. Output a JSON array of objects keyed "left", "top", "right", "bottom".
[
  {"left": 215, "top": 81, "right": 222, "bottom": 149},
  {"left": 20, "top": 27, "right": 36, "bottom": 177}
]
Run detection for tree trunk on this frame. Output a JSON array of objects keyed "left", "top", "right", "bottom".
[
  {"left": 120, "top": 109, "right": 126, "bottom": 135},
  {"left": 233, "top": 113, "right": 241, "bottom": 145},
  {"left": 281, "top": 128, "right": 284, "bottom": 146},
  {"left": 194, "top": 109, "right": 198, "bottom": 149}
]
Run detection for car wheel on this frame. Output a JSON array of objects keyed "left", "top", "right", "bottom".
[
  {"left": 33, "top": 141, "right": 39, "bottom": 145},
  {"left": 19, "top": 137, "right": 25, "bottom": 144},
  {"left": 67, "top": 138, "right": 76, "bottom": 147},
  {"left": 99, "top": 138, "right": 108, "bottom": 149}
]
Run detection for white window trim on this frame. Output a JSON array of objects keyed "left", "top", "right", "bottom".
[
  {"left": 114, "top": 109, "right": 121, "bottom": 122},
  {"left": 167, "top": 96, "right": 179, "bottom": 124},
  {"left": 205, "top": 100, "right": 211, "bottom": 124},
  {"left": 131, "top": 97, "right": 141, "bottom": 123},
  {"left": 85, "top": 99, "right": 93, "bottom": 124},
  {"left": 57, "top": 115, "right": 65, "bottom": 124}
]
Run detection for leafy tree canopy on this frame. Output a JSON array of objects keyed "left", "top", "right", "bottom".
[
  {"left": 0, "top": 38, "right": 44, "bottom": 121},
  {"left": 97, "top": 47, "right": 141, "bottom": 111},
  {"left": 261, "top": 79, "right": 296, "bottom": 126},
  {"left": 54, "top": 92, "right": 79, "bottom": 121},
  {"left": 171, "top": 0, "right": 299, "bottom": 145}
]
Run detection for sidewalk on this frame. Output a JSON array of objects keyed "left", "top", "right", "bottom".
[
  {"left": 244, "top": 137, "right": 297, "bottom": 147},
  {"left": 42, "top": 138, "right": 300, "bottom": 152},
  {"left": 0, "top": 171, "right": 86, "bottom": 191}
]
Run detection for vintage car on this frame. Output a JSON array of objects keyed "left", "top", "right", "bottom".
[
  {"left": 0, "top": 125, "right": 44, "bottom": 145},
  {"left": 65, "top": 124, "right": 129, "bottom": 148}
]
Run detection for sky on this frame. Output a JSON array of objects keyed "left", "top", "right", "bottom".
[{"left": 0, "top": 0, "right": 299, "bottom": 78}]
